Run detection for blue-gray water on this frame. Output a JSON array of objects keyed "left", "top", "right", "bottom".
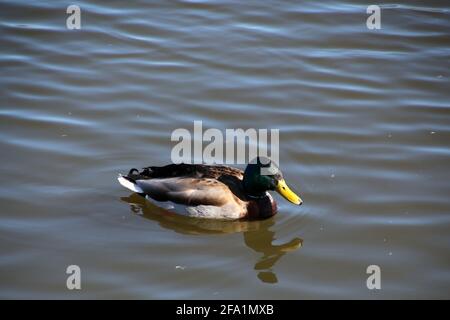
[{"left": 0, "top": 0, "right": 449, "bottom": 299}]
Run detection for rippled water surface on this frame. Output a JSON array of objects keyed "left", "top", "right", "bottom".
[{"left": 1, "top": 0, "right": 449, "bottom": 299}]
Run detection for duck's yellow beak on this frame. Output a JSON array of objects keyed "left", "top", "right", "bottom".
[{"left": 275, "top": 179, "right": 303, "bottom": 205}]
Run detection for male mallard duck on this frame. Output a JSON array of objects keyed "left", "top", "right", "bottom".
[{"left": 118, "top": 158, "right": 302, "bottom": 220}]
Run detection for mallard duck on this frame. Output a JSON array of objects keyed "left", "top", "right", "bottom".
[{"left": 118, "top": 158, "right": 302, "bottom": 220}]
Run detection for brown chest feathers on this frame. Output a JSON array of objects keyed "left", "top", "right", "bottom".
[{"left": 245, "top": 193, "right": 278, "bottom": 220}]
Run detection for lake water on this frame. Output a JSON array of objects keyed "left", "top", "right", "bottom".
[{"left": 0, "top": 0, "right": 449, "bottom": 299}]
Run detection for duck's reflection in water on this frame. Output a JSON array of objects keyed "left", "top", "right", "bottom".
[{"left": 121, "top": 193, "right": 303, "bottom": 284}]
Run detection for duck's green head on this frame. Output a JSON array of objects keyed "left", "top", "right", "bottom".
[{"left": 243, "top": 157, "right": 303, "bottom": 205}]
